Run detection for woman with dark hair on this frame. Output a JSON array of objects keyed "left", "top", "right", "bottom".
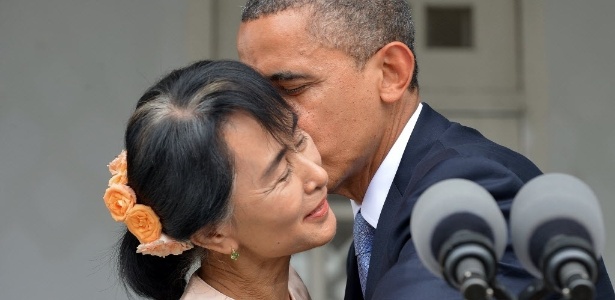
[{"left": 102, "top": 60, "right": 336, "bottom": 300}]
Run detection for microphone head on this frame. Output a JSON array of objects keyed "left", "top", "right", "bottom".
[
  {"left": 410, "top": 178, "right": 508, "bottom": 278},
  {"left": 510, "top": 173, "right": 605, "bottom": 278}
]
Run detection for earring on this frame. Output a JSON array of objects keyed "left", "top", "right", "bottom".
[{"left": 230, "top": 248, "right": 239, "bottom": 261}]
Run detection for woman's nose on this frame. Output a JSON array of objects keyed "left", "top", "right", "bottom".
[{"left": 302, "top": 156, "right": 328, "bottom": 193}]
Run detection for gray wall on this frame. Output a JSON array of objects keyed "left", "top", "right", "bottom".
[
  {"left": 0, "top": 0, "right": 192, "bottom": 298},
  {"left": 1, "top": 0, "right": 614, "bottom": 299},
  {"left": 544, "top": 0, "right": 615, "bottom": 281}
]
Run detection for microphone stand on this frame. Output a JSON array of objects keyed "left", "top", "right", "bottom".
[
  {"left": 491, "top": 281, "right": 518, "bottom": 300},
  {"left": 518, "top": 280, "right": 554, "bottom": 300},
  {"left": 519, "top": 236, "right": 597, "bottom": 300},
  {"left": 452, "top": 261, "right": 517, "bottom": 300},
  {"left": 440, "top": 231, "right": 518, "bottom": 300}
]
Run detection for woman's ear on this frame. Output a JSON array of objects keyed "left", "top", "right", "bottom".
[
  {"left": 373, "top": 41, "right": 415, "bottom": 103},
  {"left": 190, "top": 223, "right": 237, "bottom": 255}
]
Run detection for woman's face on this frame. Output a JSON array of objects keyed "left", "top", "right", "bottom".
[{"left": 223, "top": 111, "right": 336, "bottom": 259}]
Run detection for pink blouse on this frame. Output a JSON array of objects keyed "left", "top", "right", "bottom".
[{"left": 180, "top": 267, "right": 311, "bottom": 300}]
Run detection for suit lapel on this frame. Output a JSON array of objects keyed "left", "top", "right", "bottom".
[
  {"left": 363, "top": 103, "right": 451, "bottom": 299},
  {"left": 364, "top": 183, "right": 403, "bottom": 299},
  {"left": 393, "top": 103, "right": 450, "bottom": 191}
]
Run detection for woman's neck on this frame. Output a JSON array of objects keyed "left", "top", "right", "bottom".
[{"left": 199, "top": 252, "right": 292, "bottom": 300}]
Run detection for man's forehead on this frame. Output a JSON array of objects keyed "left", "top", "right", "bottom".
[
  {"left": 239, "top": 8, "right": 309, "bottom": 38},
  {"left": 238, "top": 22, "right": 306, "bottom": 65},
  {"left": 238, "top": 41, "right": 319, "bottom": 80}
]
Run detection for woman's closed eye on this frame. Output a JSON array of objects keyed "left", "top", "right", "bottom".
[
  {"left": 278, "top": 161, "right": 294, "bottom": 184},
  {"left": 271, "top": 132, "right": 308, "bottom": 187},
  {"left": 266, "top": 132, "right": 309, "bottom": 192},
  {"left": 263, "top": 159, "right": 294, "bottom": 195},
  {"left": 294, "top": 133, "right": 307, "bottom": 152}
]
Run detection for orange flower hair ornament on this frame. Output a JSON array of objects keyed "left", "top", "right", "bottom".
[{"left": 103, "top": 150, "right": 193, "bottom": 257}]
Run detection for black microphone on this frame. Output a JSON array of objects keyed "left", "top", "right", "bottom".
[
  {"left": 410, "top": 179, "right": 509, "bottom": 300},
  {"left": 510, "top": 173, "right": 605, "bottom": 300}
]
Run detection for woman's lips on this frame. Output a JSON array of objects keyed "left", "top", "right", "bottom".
[{"left": 305, "top": 197, "right": 329, "bottom": 221}]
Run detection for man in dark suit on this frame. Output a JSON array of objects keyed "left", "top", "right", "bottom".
[{"left": 237, "top": 0, "right": 615, "bottom": 299}]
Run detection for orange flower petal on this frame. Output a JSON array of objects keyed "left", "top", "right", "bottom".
[
  {"left": 136, "top": 233, "right": 194, "bottom": 257},
  {"left": 108, "top": 171, "right": 128, "bottom": 186},
  {"left": 108, "top": 150, "right": 127, "bottom": 176},
  {"left": 125, "top": 204, "right": 162, "bottom": 244},
  {"left": 103, "top": 184, "right": 136, "bottom": 221}
]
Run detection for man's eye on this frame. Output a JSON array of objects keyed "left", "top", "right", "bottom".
[{"left": 280, "top": 85, "right": 306, "bottom": 96}]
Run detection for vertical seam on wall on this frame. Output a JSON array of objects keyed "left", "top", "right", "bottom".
[{"left": 210, "top": 0, "right": 220, "bottom": 59}]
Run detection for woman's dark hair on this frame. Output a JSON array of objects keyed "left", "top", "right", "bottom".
[{"left": 117, "top": 60, "right": 297, "bottom": 300}]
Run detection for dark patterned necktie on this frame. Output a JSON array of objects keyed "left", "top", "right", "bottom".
[{"left": 353, "top": 210, "right": 376, "bottom": 296}]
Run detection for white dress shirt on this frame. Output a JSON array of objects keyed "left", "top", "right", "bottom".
[{"left": 351, "top": 103, "right": 423, "bottom": 228}]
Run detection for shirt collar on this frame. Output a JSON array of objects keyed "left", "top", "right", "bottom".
[{"left": 351, "top": 103, "right": 423, "bottom": 228}]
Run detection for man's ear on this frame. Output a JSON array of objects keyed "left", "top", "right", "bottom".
[
  {"left": 190, "top": 223, "right": 237, "bottom": 255},
  {"left": 372, "top": 41, "right": 415, "bottom": 103}
]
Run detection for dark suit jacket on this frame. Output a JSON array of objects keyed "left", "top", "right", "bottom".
[{"left": 344, "top": 103, "right": 614, "bottom": 300}]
